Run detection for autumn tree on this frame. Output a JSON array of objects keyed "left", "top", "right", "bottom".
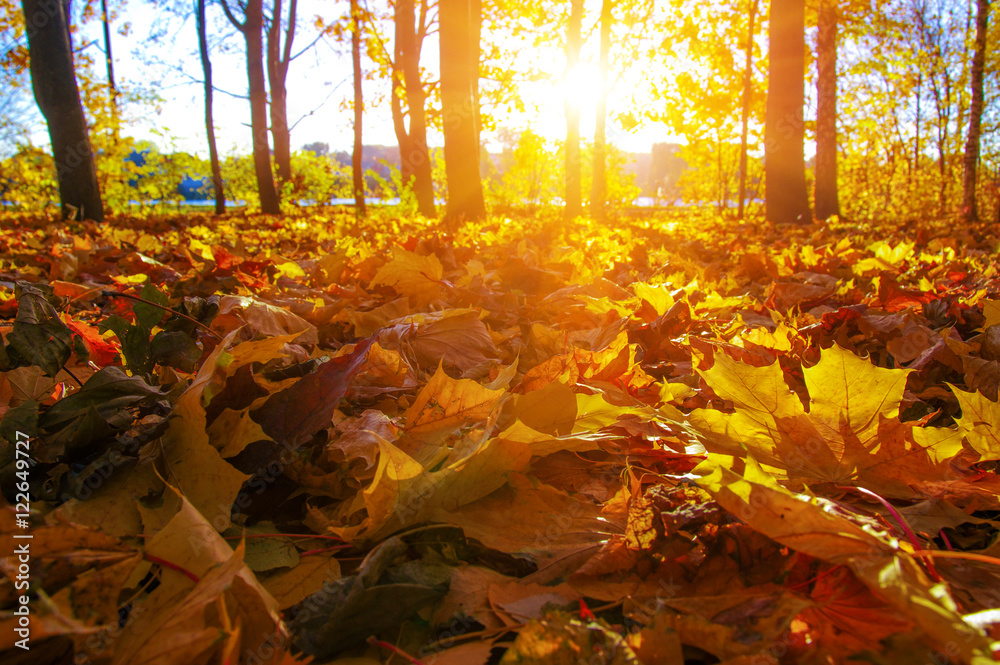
[
  {"left": 390, "top": 0, "right": 436, "bottom": 217},
  {"left": 197, "top": 0, "right": 225, "bottom": 214},
  {"left": 737, "top": 0, "right": 759, "bottom": 219},
  {"left": 22, "top": 0, "right": 105, "bottom": 222},
  {"left": 961, "top": 0, "right": 989, "bottom": 222},
  {"left": 591, "top": 0, "right": 612, "bottom": 221},
  {"left": 221, "top": 0, "right": 281, "bottom": 214},
  {"left": 646, "top": 0, "right": 766, "bottom": 213},
  {"left": 440, "top": 0, "right": 486, "bottom": 222},
  {"left": 913, "top": 0, "right": 971, "bottom": 215},
  {"left": 352, "top": 0, "right": 366, "bottom": 217},
  {"left": 565, "top": 0, "right": 583, "bottom": 219},
  {"left": 100, "top": 0, "right": 119, "bottom": 143},
  {"left": 814, "top": 0, "right": 840, "bottom": 220},
  {"left": 765, "top": 0, "right": 811, "bottom": 223},
  {"left": 266, "top": 0, "right": 297, "bottom": 187}
]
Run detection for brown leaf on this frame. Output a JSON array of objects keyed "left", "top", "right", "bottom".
[{"left": 252, "top": 336, "right": 374, "bottom": 447}]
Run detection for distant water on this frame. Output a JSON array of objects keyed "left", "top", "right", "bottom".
[
  {"left": 176, "top": 196, "right": 671, "bottom": 208},
  {"left": 148, "top": 196, "right": 763, "bottom": 209}
]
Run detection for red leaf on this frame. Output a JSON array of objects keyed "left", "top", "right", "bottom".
[
  {"left": 251, "top": 336, "right": 375, "bottom": 447},
  {"left": 64, "top": 316, "right": 120, "bottom": 365}
]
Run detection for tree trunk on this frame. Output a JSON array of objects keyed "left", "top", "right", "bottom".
[
  {"left": 390, "top": 10, "right": 413, "bottom": 189},
  {"left": 914, "top": 71, "right": 921, "bottom": 192},
  {"left": 814, "top": 0, "right": 839, "bottom": 220},
  {"left": 395, "top": 0, "right": 436, "bottom": 217},
  {"left": 23, "top": 0, "right": 104, "bottom": 222},
  {"left": 223, "top": 0, "right": 281, "bottom": 214},
  {"left": 440, "top": 0, "right": 486, "bottom": 223},
  {"left": 351, "top": 0, "right": 366, "bottom": 217},
  {"left": 100, "top": 0, "right": 119, "bottom": 142},
  {"left": 266, "top": 0, "right": 296, "bottom": 187},
  {"left": 737, "top": 0, "right": 758, "bottom": 220},
  {"left": 197, "top": 0, "right": 225, "bottom": 214},
  {"left": 764, "top": 0, "right": 811, "bottom": 224},
  {"left": 961, "top": 0, "right": 989, "bottom": 222},
  {"left": 564, "top": 0, "right": 582, "bottom": 220},
  {"left": 590, "top": 0, "right": 611, "bottom": 221}
]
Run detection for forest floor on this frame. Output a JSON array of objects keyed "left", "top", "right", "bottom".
[{"left": 2, "top": 210, "right": 1000, "bottom": 665}]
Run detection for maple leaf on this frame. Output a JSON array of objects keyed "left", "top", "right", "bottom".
[
  {"left": 688, "top": 344, "right": 939, "bottom": 488},
  {"left": 109, "top": 488, "right": 284, "bottom": 664},
  {"left": 379, "top": 308, "right": 501, "bottom": 375},
  {"left": 370, "top": 247, "right": 445, "bottom": 305},
  {"left": 327, "top": 432, "right": 531, "bottom": 542},
  {"left": 7, "top": 281, "right": 74, "bottom": 376},
  {"left": 63, "top": 315, "right": 120, "bottom": 365},
  {"left": 252, "top": 336, "right": 374, "bottom": 448},
  {"left": 944, "top": 385, "right": 1000, "bottom": 460},
  {"left": 695, "top": 458, "right": 995, "bottom": 664},
  {"left": 403, "top": 363, "right": 507, "bottom": 442}
]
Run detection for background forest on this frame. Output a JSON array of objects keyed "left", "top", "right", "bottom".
[
  {"left": 1, "top": 0, "right": 998, "bottom": 224},
  {"left": 8, "top": 1, "right": 1000, "bottom": 664}
]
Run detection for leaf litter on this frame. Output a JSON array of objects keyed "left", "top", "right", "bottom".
[{"left": 2, "top": 212, "right": 1000, "bottom": 663}]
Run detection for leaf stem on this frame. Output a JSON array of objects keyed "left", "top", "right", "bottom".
[
  {"left": 300, "top": 545, "right": 352, "bottom": 557},
  {"left": 852, "top": 485, "right": 942, "bottom": 582},
  {"left": 911, "top": 549, "right": 1000, "bottom": 569},
  {"left": 103, "top": 290, "right": 222, "bottom": 340},
  {"left": 144, "top": 553, "right": 201, "bottom": 583},
  {"left": 60, "top": 365, "right": 84, "bottom": 388},
  {"left": 366, "top": 637, "right": 425, "bottom": 665},
  {"left": 219, "top": 533, "right": 347, "bottom": 543},
  {"left": 785, "top": 563, "right": 844, "bottom": 591}
]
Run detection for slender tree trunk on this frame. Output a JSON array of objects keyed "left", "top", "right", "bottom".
[
  {"left": 395, "top": 0, "right": 436, "bottom": 217},
  {"left": 737, "top": 0, "right": 758, "bottom": 219},
  {"left": 222, "top": 0, "right": 281, "bottom": 214},
  {"left": 391, "top": 10, "right": 413, "bottom": 189},
  {"left": 246, "top": 0, "right": 280, "bottom": 213},
  {"left": 100, "top": 0, "right": 119, "bottom": 143},
  {"left": 440, "top": 0, "right": 486, "bottom": 223},
  {"left": 564, "top": 0, "right": 583, "bottom": 219},
  {"left": 266, "top": 0, "right": 296, "bottom": 188},
  {"left": 590, "top": 0, "right": 612, "bottom": 221},
  {"left": 197, "top": 0, "right": 225, "bottom": 214},
  {"left": 351, "top": 0, "right": 366, "bottom": 217},
  {"left": 764, "top": 0, "right": 811, "bottom": 224},
  {"left": 914, "top": 70, "right": 921, "bottom": 192},
  {"left": 389, "top": 72, "right": 413, "bottom": 185},
  {"left": 814, "top": 0, "right": 839, "bottom": 220},
  {"left": 23, "top": 0, "right": 104, "bottom": 222},
  {"left": 962, "top": 0, "right": 989, "bottom": 222}
]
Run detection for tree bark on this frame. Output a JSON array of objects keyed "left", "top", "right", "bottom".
[
  {"left": 351, "top": 0, "right": 366, "bottom": 217},
  {"left": 764, "top": 0, "right": 811, "bottom": 224},
  {"left": 266, "top": 0, "right": 296, "bottom": 187},
  {"left": 737, "top": 0, "right": 758, "bottom": 220},
  {"left": 394, "top": 0, "right": 436, "bottom": 217},
  {"left": 961, "top": 0, "right": 989, "bottom": 223},
  {"left": 22, "top": 0, "right": 104, "bottom": 222},
  {"left": 590, "top": 0, "right": 611, "bottom": 221},
  {"left": 440, "top": 0, "right": 486, "bottom": 223},
  {"left": 197, "top": 0, "right": 225, "bottom": 214},
  {"left": 222, "top": 0, "right": 281, "bottom": 214},
  {"left": 100, "top": 0, "right": 119, "bottom": 142},
  {"left": 814, "top": 0, "right": 840, "bottom": 220},
  {"left": 564, "top": 0, "right": 582, "bottom": 219}
]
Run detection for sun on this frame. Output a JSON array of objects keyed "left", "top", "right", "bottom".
[
  {"left": 560, "top": 62, "right": 603, "bottom": 114},
  {"left": 511, "top": 62, "right": 605, "bottom": 144}
]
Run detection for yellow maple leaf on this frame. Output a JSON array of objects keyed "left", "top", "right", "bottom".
[
  {"left": 690, "top": 344, "right": 914, "bottom": 484},
  {"left": 370, "top": 248, "right": 444, "bottom": 304},
  {"left": 404, "top": 364, "right": 507, "bottom": 442},
  {"left": 947, "top": 385, "right": 1000, "bottom": 460}
]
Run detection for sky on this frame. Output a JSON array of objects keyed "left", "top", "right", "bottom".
[{"left": 53, "top": 0, "right": 672, "bottom": 159}]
